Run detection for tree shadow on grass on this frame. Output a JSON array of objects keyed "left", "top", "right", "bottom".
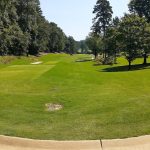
[
  {"left": 75, "top": 57, "right": 92, "bottom": 63},
  {"left": 101, "top": 63, "right": 150, "bottom": 72},
  {"left": 76, "top": 59, "right": 92, "bottom": 62}
]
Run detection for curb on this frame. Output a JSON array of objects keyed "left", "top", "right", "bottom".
[{"left": 0, "top": 135, "right": 149, "bottom": 150}]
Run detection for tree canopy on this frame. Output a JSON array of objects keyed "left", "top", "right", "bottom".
[
  {"left": 87, "top": 0, "right": 150, "bottom": 69},
  {"left": 0, "top": 0, "right": 77, "bottom": 56},
  {"left": 92, "top": 0, "right": 113, "bottom": 59},
  {"left": 129, "top": 0, "right": 150, "bottom": 22}
]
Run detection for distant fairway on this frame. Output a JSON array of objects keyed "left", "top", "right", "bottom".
[{"left": 0, "top": 54, "right": 150, "bottom": 140}]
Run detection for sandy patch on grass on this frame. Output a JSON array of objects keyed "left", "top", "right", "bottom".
[{"left": 31, "top": 61, "right": 43, "bottom": 65}]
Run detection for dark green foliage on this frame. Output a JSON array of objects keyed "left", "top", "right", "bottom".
[
  {"left": 141, "top": 25, "right": 150, "bottom": 64},
  {"left": 119, "top": 14, "right": 147, "bottom": 69},
  {"left": 65, "top": 36, "right": 76, "bottom": 55},
  {"left": 0, "top": 0, "right": 28, "bottom": 55},
  {"left": 89, "top": 0, "right": 150, "bottom": 68},
  {"left": 86, "top": 33, "right": 103, "bottom": 59},
  {"left": 104, "top": 17, "right": 121, "bottom": 63},
  {"left": 92, "top": 0, "right": 113, "bottom": 35},
  {"left": 77, "top": 40, "right": 89, "bottom": 54},
  {"left": 36, "top": 18, "right": 50, "bottom": 53},
  {"left": 92, "top": 0, "right": 113, "bottom": 58},
  {"left": 128, "top": 0, "right": 150, "bottom": 65},
  {"left": 48, "top": 23, "right": 66, "bottom": 53},
  {"left": 0, "top": 0, "right": 68, "bottom": 56},
  {"left": 129, "top": 0, "right": 150, "bottom": 22}
]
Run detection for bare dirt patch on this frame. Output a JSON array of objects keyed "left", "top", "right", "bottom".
[{"left": 45, "top": 103, "right": 63, "bottom": 112}]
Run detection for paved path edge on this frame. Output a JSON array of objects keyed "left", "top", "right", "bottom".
[{"left": 0, "top": 135, "right": 149, "bottom": 150}]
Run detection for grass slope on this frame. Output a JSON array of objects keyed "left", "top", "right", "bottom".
[{"left": 0, "top": 54, "right": 150, "bottom": 140}]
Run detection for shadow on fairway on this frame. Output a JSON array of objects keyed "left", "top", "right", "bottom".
[
  {"left": 76, "top": 59, "right": 92, "bottom": 62},
  {"left": 75, "top": 57, "right": 92, "bottom": 63},
  {"left": 101, "top": 63, "right": 150, "bottom": 72}
]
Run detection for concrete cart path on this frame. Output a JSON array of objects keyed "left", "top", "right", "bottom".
[
  {"left": 0, "top": 135, "right": 149, "bottom": 150},
  {"left": 0, "top": 136, "right": 101, "bottom": 150},
  {"left": 102, "top": 135, "right": 150, "bottom": 150}
]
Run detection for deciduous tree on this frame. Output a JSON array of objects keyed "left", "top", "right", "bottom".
[{"left": 119, "top": 14, "right": 146, "bottom": 70}]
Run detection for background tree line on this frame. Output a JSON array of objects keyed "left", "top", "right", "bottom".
[
  {"left": 0, "top": 0, "right": 78, "bottom": 56},
  {"left": 86, "top": 0, "right": 150, "bottom": 70}
]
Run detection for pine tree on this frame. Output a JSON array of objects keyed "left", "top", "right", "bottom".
[{"left": 92, "top": 0, "right": 113, "bottom": 58}]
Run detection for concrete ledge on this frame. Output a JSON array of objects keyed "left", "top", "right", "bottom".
[
  {"left": 0, "top": 135, "right": 150, "bottom": 150},
  {"left": 102, "top": 135, "right": 150, "bottom": 150},
  {"left": 0, "top": 136, "right": 101, "bottom": 150}
]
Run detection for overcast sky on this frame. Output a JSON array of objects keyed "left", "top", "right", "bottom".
[{"left": 40, "top": 0, "right": 129, "bottom": 41}]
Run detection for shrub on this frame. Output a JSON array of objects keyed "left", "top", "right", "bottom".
[
  {"left": 96, "top": 55, "right": 115, "bottom": 65},
  {"left": 0, "top": 56, "right": 15, "bottom": 64}
]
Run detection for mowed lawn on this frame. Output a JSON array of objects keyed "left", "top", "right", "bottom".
[{"left": 0, "top": 54, "right": 150, "bottom": 140}]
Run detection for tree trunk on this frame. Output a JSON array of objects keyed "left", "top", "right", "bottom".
[
  {"left": 26, "top": 51, "right": 29, "bottom": 57},
  {"left": 102, "top": 52, "right": 104, "bottom": 58},
  {"left": 114, "top": 51, "right": 117, "bottom": 64},
  {"left": 94, "top": 50, "right": 97, "bottom": 59},
  {"left": 143, "top": 53, "right": 147, "bottom": 65},
  {"left": 104, "top": 51, "right": 106, "bottom": 59},
  {"left": 128, "top": 60, "right": 131, "bottom": 70},
  {"left": 103, "top": 27, "right": 106, "bottom": 59},
  {"left": 114, "top": 56, "right": 117, "bottom": 64}
]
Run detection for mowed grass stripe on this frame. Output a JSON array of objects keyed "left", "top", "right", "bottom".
[{"left": 0, "top": 64, "right": 55, "bottom": 95}]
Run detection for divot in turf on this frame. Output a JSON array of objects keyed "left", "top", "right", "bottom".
[{"left": 45, "top": 103, "right": 63, "bottom": 112}]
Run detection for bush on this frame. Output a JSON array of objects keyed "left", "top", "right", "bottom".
[
  {"left": 0, "top": 56, "right": 15, "bottom": 64},
  {"left": 95, "top": 55, "right": 115, "bottom": 65}
]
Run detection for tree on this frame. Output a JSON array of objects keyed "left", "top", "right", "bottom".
[
  {"left": 105, "top": 28, "right": 119, "bottom": 63},
  {"left": 36, "top": 18, "right": 50, "bottom": 53},
  {"left": 0, "top": 0, "right": 29, "bottom": 56},
  {"left": 112, "top": 16, "right": 120, "bottom": 27},
  {"left": 140, "top": 23, "right": 150, "bottom": 64},
  {"left": 65, "top": 36, "right": 76, "bottom": 55},
  {"left": 129, "top": 1, "right": 150, "bottom": 64},
  {"left": 129, "top": 0, "right": 150, "bottom": 22},
  {"left": 86, "top": 33, "right": 103, "bottom": 59},
  {"left": 48, "top": 22, "right": 66, "bottom": 53},
  {"left": 0, "top": 0, "right": 72, "bottom": 56},
  {"left": 92, "top": 0, "right": 113, "bottom": 58},
  {"left": 104, "top": 17, "right": 121, "bottom": 63},
  {"left": 16, "top": 0, "right": 40, "bottom": 55},
  {"left": 119, "top": 14, "right": 147, "bottom": 70},
  {"left": 79, "top": 40, "right": 89, "bottom": 54}
]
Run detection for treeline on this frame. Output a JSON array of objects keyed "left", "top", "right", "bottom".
[
  {"left": 86, "top": 0, "right": 150, "bottom": 70},
  {"left": 0, "top": 0, "right": 77, "bottom": 56}
]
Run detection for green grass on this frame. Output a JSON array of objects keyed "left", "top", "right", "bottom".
[{"left": 0, "top": 54, "right": 150, "bottom": 140}]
